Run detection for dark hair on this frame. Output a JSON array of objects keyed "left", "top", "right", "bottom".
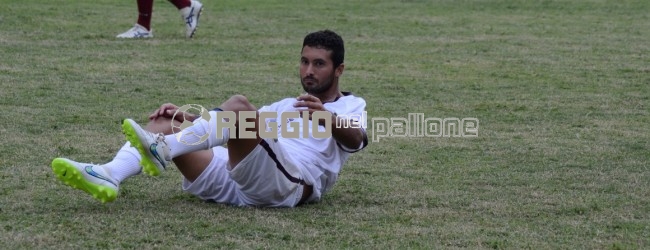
[{"left": 302, "top": 30, "right": 345, "bottom": 68}]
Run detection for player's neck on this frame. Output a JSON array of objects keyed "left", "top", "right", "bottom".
[{"left": 313, "top": 89, "right": 343, "bottom": 104}]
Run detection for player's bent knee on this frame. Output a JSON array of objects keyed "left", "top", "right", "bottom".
[{"left": 222, "top": 95, "right": 257, "bottom": 112}]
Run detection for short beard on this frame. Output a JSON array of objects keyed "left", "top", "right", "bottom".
[{"left": 301, "top": 74, "right": 334, "bottom": 95}]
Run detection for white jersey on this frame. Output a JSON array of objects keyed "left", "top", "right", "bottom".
[{"left": 258, "top": 93, "right": 368, "bottom": 200}]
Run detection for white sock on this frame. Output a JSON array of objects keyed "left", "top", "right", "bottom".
[
  {"left": 166, "top": 110, "right": 230, "bottom": 158},
  {"left": 101, "top": 142, "right": 142, "bottom": 183}
]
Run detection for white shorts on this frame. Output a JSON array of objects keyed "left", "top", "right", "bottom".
[{"left": 182, "top": 139, "right": 306, "bottom": 207}]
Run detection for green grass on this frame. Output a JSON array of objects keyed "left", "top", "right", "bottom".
[{"left": 1, "top": 0, "right": 649, "bottom": 248}]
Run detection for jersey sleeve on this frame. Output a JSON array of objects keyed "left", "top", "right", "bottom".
[
  {"left": 258, "top": 104, "right": 272, "bottom": 112},
  {"left": 336, "top": 127, "right": 368, "bottom": 153}
]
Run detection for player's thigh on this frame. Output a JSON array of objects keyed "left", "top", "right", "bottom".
[{"left": 218, "top": 95, "right": 263, "bottom": 167}]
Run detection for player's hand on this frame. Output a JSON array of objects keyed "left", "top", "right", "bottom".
[
  {"left": 149, "top": 103, "right": 194, "bottom": 123},
  {"left": 294, "top": 94, "right": 331, "bottom": 125},
  {"left": 149, "top": 103, "right": 178, "bottom": 120}
]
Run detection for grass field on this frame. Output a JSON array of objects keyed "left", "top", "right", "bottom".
[{"left": 1, "top": 0, "right": 649, "bottom": 248}]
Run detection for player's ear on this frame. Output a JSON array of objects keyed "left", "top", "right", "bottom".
[{"left": 335, "top": 63, "right": 345, "bottom": 78}]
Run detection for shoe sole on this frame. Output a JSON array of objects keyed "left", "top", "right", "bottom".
[
  {"left": 188, "top": 7, "right": 203, "bottom": 38},
  {"left": 116, "top": 35, "right": 153, "bottom": 39},
  {"left": 51, "top": 158, "right": 117, "bottom": 203},
  {"left": 121, "top": 119, "right": 163, "bottom": 177}
]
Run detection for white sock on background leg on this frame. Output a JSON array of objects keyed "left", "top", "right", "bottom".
[{"left": 101, "top": 142, "right": 142, "bottom": 183}]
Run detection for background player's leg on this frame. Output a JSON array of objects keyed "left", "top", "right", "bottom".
[
  {"left": 167, "top": 0, "right": 190, "bottom": 9},
  {"left": 137, "top": 0, "right": 154, "bottom": 30}
]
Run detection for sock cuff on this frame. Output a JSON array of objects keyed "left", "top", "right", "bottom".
[{"left": 120, "top": 142, "right": 141, "bottom": 158}]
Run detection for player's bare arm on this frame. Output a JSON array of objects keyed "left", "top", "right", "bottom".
[{"left": 294, "top": 94, "right": 364, "bottom": 149}]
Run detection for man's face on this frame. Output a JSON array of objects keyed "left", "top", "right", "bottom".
[{"left": 300, "top": 46, "right": 339, "bottom": 94}]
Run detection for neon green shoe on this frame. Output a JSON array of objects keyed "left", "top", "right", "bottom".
[
  {"left": 122, "top": 118, "right": 171, "bottom": 176},
  {"left": 51, "top": 158, "right": 119, "bottom": 203}
]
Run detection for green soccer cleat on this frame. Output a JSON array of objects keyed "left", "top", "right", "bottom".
[
  {"left": 122, "top": 118, "right": 171, "bottom": 177},
  {"left": 51, "top": 158, "right": 119, "bottom": 203}
]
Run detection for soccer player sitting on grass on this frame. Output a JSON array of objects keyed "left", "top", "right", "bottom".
[{"left": 51, "top": 30, "right": 368, "bottom": 207}]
